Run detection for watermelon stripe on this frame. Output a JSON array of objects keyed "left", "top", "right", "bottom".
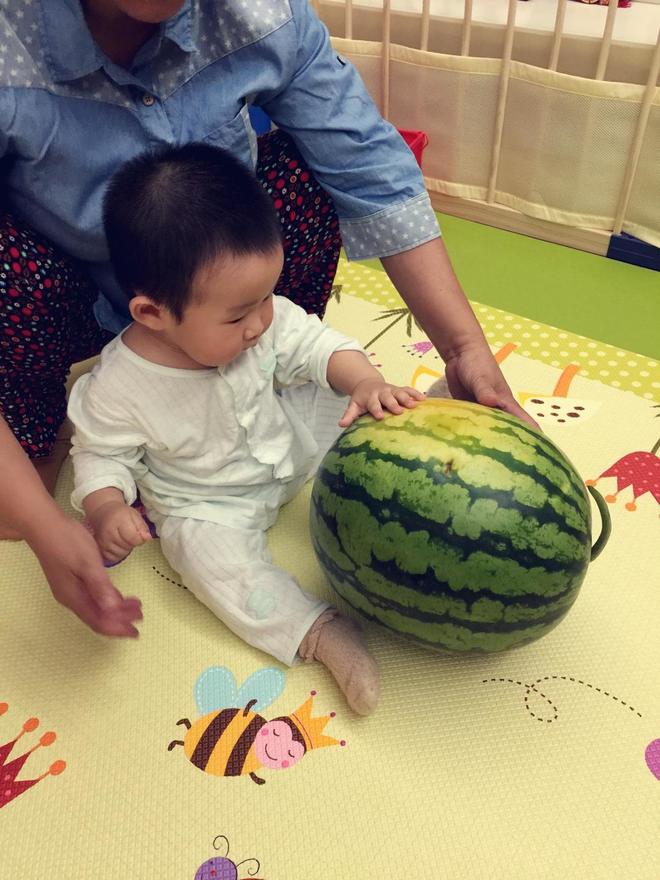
[
  {"left": 367, "top": 453, "right": 591, "bottom": 540},
  {"left": 311, "top": 487, "right": 587, "bottom": 602},
  {"left": 486, "top": 424, "right": 588, "bottom": 503},
  {"left": 318, "top": 549, "right": 564, "bottom": 653},
  {"left": 339, "top": 433, "right": 588, "bottom": 532},
  {"left": 310, "top": 399, "right": 592, "bottom": 654},
  {"left": 343, "top": 410, "right": 588, "bottom": 507},
  {"left": 341, "top": 435, "right": 586, "bottom": 516},
  {"left": 359, "top": 397, "right": 578, "bottom": 476},
  {"left": 484, "top": 411, "right": 589, "bottom": 485},
  {"left": 316, "top": 465, "right": 589, "bottom": 569},
  {"left": 345, "top": 403, "right": 578, "bottom": 484},
  {"left": 333, "top": 442, "right": 588, "bottom": 539},
  {"left": 345, "top": 421, "right": 587, "bottom": 516},
  {"left": 476, "top": 419, "right": 581, "bottom": 501},
  {"left": 316, "top": 478, "right": 587, "bottom": 583},
  {"left": 444, "top": 401, "right": 583, "bottom": 463},
  {"left": 312, "top": 536, "right": 576, "bottom": 634}
]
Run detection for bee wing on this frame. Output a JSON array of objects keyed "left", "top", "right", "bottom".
[
  {"left": 195, "top": 666, "right": 239, "bottom": 715},
  {"left": 235, "top": 667, "right": 286, "bottom": 713}
]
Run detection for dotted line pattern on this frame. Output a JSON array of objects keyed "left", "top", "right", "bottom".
[
  {"left": 152, "top": 566, "right": 186, "bottom": 590},
  {"left": 482, "top": 674, "right": 643, "bottom": 723}
]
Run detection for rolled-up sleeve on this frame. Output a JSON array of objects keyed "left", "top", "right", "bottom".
[{"left": 257, "top": 0, "right": 440, "bottom": 261}]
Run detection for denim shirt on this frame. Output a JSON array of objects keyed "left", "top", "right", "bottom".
[{"left": 0, "top": 0, "right": 439, "bottom": 333}]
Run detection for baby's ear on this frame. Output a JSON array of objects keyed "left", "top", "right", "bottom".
[{"left": 129, "top": 293, "right": 171, "bottom": 329}]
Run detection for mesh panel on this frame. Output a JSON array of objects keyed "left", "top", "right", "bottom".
[
  {"left": 625, "top": 103, "right": 660, "bottom": 243},
  {"left": 498, "top": 77, "right": 640, "bottom": 223},
  {"left": 333, "top": 39, "right": 660, "bottom": 246},
  {"left": 390, "top": 60, "right": 498, "bottom": 188}
]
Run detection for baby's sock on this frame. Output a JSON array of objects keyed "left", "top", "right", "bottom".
[{"left": 298, "top": 609, "right": 379, "bottom": 715}]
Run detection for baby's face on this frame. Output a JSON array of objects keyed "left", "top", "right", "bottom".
[{"left": 166, "top": 247, "right": 284, "bottom": 368}]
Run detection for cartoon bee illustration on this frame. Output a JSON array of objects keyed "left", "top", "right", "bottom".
[
  {"left": 168, "top": 667, "right": 345, "bottom": 785},
  {"left": 194, "top": 834, "right": 262, "bottom": 880}
]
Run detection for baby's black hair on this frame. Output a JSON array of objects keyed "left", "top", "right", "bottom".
[{"left": 103, "top": 142, "right": 283, "bottom": 321}]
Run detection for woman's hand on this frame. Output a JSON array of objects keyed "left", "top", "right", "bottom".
[
  {"left": 25, "top": 511, "right": 143, "bottom": 637},
  {"left": 444, "top": 342, "right": 539, "bottom": 429},
  {"left": 339, "top": 379, "right": 425, "bottom": 428}
]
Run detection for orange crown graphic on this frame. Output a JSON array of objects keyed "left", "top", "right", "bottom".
[
  {"left": 0, "top": 702, "right": 66, "bottom": 809},
  {"left": 289, "top": 691, "right": 346, "bottom": 752}
]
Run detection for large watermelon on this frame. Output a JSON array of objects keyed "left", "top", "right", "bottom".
[{"left": 309, "top": 398, "right": 610, "bottom": 653}]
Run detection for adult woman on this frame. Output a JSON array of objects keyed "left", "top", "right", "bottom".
[{"left": 0, "top": 0, "right": 531, "bottom": 637}]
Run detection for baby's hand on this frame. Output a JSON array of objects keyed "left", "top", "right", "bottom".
[
  {"left": 87, "top": 500, "right": 152, "bottom": 565},
  {"left": 339, "top": 379, "right": 425, "bottom": 428}
]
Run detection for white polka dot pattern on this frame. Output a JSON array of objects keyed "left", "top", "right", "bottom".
[
  {"left": 340, "top": 191, "right": 440, "bottom": 261},
  {"left": 334, "top": 260, "right": 660, "bottom": 403},
  {"left": 0, "top": 0, "right": 292, "bottom": 107}
]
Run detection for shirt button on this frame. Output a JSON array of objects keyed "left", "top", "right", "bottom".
[{"left": 142, "top": 93, "right": 156, "bottom": 106}]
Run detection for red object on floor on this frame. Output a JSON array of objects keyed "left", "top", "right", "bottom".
[
  {"left": 398, "top": 129, "right": 429, "bottom": 169},
  {"left": 573, "top": 1, "right": 631, "bottom": 6}
]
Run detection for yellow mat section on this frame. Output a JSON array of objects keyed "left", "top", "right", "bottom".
[{"left": 2, "top": 262, "right": 659, "bottom": 878}]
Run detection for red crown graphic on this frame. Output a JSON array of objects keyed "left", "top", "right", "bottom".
[{"left": 0, "top": 702, "right": 66, "bottom": 809}]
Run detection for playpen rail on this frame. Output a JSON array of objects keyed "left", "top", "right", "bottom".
[
  {"left": 461, "top": 0, "right": 473, "bottom": 57},
  {"left": 595, "top": 0, "right": 619, "bottom": 80},
  {"left": 613, "top": 28, "right": 660, "bottom": 235},
  {"left": 548, "top": 0, "right": 567, "bottom": 72},
  {"left": 319, "top": 0, "right": 659, "bottom": 252},
  {"left": 420, "top": 0, "right": 430, "bottom": 51},
  {"left": 381, "top": 0, "right": 392, "bottom": 117},
  {"left": 487, "top": 0, "right": 517, "bottom": 203}
]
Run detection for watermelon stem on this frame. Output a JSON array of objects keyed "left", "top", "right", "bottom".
[{"left": 587, "top": 485, "right": 612, "bottom": 561}]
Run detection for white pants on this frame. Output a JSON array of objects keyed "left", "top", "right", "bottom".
[{"left": 154, "top": 383, "right": 347, "bottom": 666}]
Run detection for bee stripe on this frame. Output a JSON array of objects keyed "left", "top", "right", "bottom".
[
  {"left": 190, "top": 708, "right": 238, "bottom": 771},
  {"left": 205, "top": 710, "right": 267, "bottom": 777},
  {"left": 225, "top": 715, "right": 265, "bottom": 776}
]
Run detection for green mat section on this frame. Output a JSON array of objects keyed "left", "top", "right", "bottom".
[{"left": 358, "top": 213, "right": 660, "bottom": 360}]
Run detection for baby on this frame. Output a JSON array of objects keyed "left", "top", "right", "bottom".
[{"left": 68, "top": 143, "right": 424, "bottom": 715}]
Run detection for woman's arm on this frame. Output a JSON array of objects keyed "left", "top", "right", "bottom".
[
  {"left": 0, "top": 415, "right": 142, "bottom": 636},
  {"left": 382, "top": 239, "right": 537, "bottom": 428},
  {"left": 257, "top": 2, "right": 535, "bottom": 427},
  {"left": 0, "top": 415, "right": 63, "bottom": 538}
]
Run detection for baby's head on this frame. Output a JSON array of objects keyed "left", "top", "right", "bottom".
[{"left": 103, "top": 143, "right": 284, "bottom": 367}]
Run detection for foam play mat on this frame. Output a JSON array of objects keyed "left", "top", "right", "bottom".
[{"left": 2, "top": 259, "right": 659, "bottom": 878}]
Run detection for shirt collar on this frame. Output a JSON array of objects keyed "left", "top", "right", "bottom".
[
  {"left": 164, "top": 2, "right": 196, "bottom": 54},
  {"left": 40, "top": 0, "right": 195, "bottom": 83}
]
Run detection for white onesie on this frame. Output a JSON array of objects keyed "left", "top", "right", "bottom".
[{"left": 68, "top": 295, "right": 362, "bottom": 665}]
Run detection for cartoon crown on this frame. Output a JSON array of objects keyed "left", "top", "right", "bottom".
[
  {"left": 289, "top": 691, "right": 346, "bottom": 752},
  {"left": 0, "top": 702, "right": 66, "bottom": 809}
]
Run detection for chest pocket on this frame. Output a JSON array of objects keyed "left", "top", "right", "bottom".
[{"left": 202, "top": 103, "right": 257, "bottom": 168}]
